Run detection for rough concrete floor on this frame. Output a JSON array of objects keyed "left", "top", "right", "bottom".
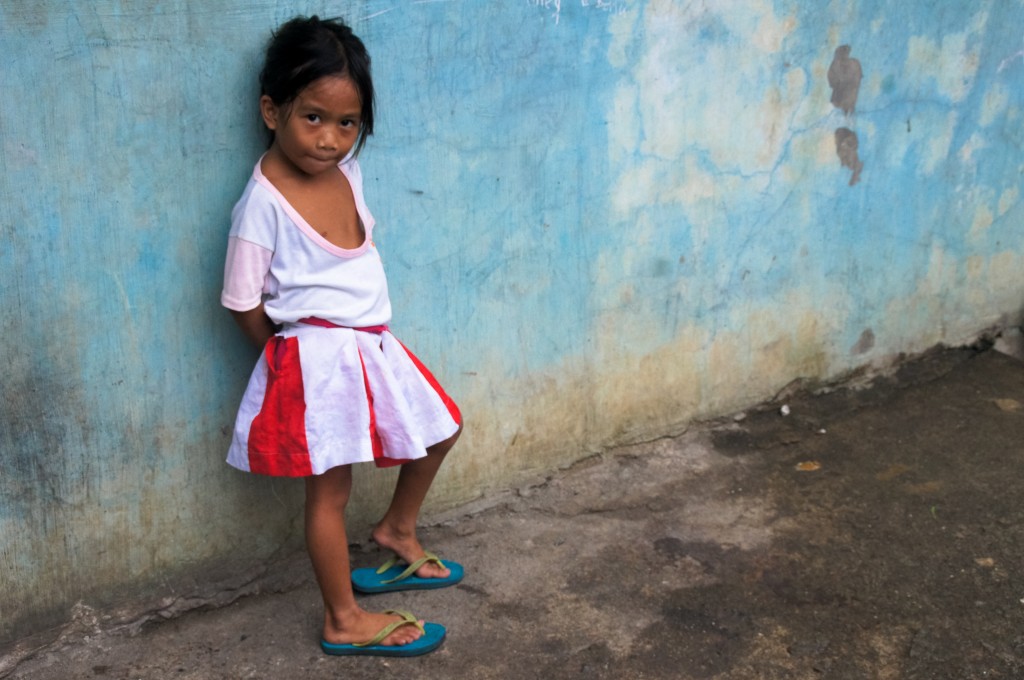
[{"left": 6, "top": 347, "right": 1024, "bottom": 679}]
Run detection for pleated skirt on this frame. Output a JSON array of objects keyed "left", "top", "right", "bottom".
[{"left": 227, "top": 324, "right": 461, "bottom": 476}]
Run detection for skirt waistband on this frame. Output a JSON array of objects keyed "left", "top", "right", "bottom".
[{"left": 296, "top": 317, "right": 389, "bottom": 333}]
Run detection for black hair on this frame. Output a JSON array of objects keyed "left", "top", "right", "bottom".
[{"left": 259, "top": 15, "right": 375, "bottom": 156}]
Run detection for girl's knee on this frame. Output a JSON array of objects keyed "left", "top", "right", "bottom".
[
  {"left": 428, "top": 423, "right": 462, "bottom": 457},
  {"left": 305, "top": 465, "right": 353, "bottom": 512}
]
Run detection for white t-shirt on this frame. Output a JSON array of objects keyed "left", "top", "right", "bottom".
[{"left": 221, "top": 157, "right": 392, "bottom": 328}]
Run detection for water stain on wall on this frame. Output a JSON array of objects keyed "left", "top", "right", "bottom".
[
  {"left": 828, "top": 45, "right": 862, "bottom": 115},
  {"left": 829, "top": 45, "right": 864, "bottom": 186},
  {"left": 835, "top": 128, "right": 864, "bottom": 186},
  {"left": 5, "top": 0, "right": 1024, "bottom": 651},
  {"left": 850, "top": 328, "right": 876, "bottom": 355}
]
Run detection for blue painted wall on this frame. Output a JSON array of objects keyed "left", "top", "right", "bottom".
[{"left": 2, "top": 0, "right": 1023, "bottom": 644}]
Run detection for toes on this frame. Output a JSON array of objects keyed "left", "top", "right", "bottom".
[
  {"left": 416, "top": 562, "right": 450, "bottom": 579},
  {"left": 385, "top": 621, "right": 424, "bottom": 646}
]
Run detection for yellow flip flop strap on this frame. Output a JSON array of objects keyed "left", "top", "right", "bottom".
[
  {"left": 377, "top": 551, "right": 448, "bottom": 585},
  {"left": 352, "top": 610, "right": 425, "bottom": 648}
]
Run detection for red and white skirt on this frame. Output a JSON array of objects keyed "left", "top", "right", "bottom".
[{"left": 227, "top": 323, "right": 461, "bottom": 477}]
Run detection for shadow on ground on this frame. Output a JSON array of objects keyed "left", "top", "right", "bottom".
[{"left": 6, "top": 348, "right": 1024, "bottom": 679}]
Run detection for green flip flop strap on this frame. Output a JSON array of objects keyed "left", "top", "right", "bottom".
[
  {"left": 377, "top": 550, "right": 448, "bottom": 585},
  {"left": 352, "top": 610, "right": 425, "bottom": 648}
]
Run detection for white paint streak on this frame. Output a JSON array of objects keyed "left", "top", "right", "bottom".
[
  {"left": 997, "top": 49, "right": 1024, "bottom": 72},
  {"left": 530, "top": 0, "right": 629, "bottom": 25},
  {"left": 362, "top": 8, "right": 396, "bottom": 20},
  {"left": 997, "top": 33, "right": 1024, "bottom": 72}
]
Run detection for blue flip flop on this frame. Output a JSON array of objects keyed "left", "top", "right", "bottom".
[
  {"left": 320, "top": 610, "right": 446, "bottom": 657},
  {"left": 351, "top": 551, "right": 464, "bottom": 594}
]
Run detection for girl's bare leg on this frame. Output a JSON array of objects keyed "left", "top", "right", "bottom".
[
  {"left": 372, "top": 425, "right": 462, "bottom": 579},
  {"left": 305, "top": 465, "right": 424, "bottom": 645}
]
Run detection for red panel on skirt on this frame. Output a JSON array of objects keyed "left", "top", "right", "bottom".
[
  {"left": 396, "top": 340, "right": 462, "bottom": 426},
  {"left": 247, "top": 336, "right": 314, "bottom": 476}
]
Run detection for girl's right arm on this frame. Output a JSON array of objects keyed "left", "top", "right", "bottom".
[
  {"left": 224, "top": 184, "right": 280, "bottom": 346},
  {"left": 222, "top": 233, "right": 275, "bottom": 347},
  {"left": 230, "top": 304, "right": 276, "bottom": 348}
]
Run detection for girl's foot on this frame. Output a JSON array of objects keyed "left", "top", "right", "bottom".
[
  {"left": 323, "top": 608, "right": 424, "bottom": 647},
  {"left": 371, "top": 524, "right": 451, "bottom": 580}
]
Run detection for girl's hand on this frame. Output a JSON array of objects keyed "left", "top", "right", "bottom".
[{"left": 230, "top": 304, "right": 277, "bottom": 348}]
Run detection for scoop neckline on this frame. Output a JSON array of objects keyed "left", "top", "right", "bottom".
[{"left": 253, "top": 156, "right": 371, "bottom": 258}]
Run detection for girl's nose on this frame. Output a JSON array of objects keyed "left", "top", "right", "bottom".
[{"left": 317, "top": 134, "right": 337, "bottom": 151}]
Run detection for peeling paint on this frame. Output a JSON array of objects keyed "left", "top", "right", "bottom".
[
  {"left": 921, "top": 111, "right": 958, "bottom": 175},
  {"left": 998, "top": 187, "right": 1019, "bottom": 216},
  {"left": 4, "top": 0, "right": 1024, "bottom": 647},
  {"left": 969, "top": 204, "right": 994, "bottom": 239},
  {"left": 905, "top": 22, "right": 984, "bottom": 103},
  {"left": 980, "top": 83, "right": 1010, "bottom": 126}
]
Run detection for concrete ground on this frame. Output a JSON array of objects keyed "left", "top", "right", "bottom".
[{"left": 6, "top": 346, "right": 1024, "bottom": 679}]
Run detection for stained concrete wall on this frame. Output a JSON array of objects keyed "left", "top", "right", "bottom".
[{"left": 2, "top": 0, "right": 1023, "bottom": 646}]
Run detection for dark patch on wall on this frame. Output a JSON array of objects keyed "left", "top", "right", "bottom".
[
  {"left": 652, "top": 257, "right": 673, "bottom": 277},
  {"left": 828, "top": 45, "right": 865, "bottom": 187},
  {"left": 0, "top": 354, "right": 90, "bottom": 645},
  {"left": 1, "top": 355, "right": 89, "bottom": 514},
  {"left": 850, "top": 328, "right": 876, "bottom": 355},
  {"left": 835, "top": 128, "right": 864, "bottom": 186},
  {"left": 828, "top": 45, "right": 862, "bottom": 115}
]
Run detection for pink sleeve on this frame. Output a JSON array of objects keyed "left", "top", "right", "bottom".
[{"left": 221, "top": 236, "right": 272, "bottom": 312}]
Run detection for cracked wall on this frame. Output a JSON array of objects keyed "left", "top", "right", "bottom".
[{"left": 2, "top": 0, "right": 1023, "bottom": 646}]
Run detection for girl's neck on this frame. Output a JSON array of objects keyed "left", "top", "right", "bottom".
[
  {"left": 261, "top": 144, "right": 336, "bottom": 187},
  {"left": 259, "top": 146, "right": 364, "bottom": 251}
]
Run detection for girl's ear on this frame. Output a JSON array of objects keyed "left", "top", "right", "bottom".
[{"left": 259, "top": 95, "right": 280, "bottom": 131}]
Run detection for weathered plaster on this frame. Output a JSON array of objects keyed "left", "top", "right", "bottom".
[
  {"left": 905, "top": 15, "right": 985, "bottom": 104},
  {"left": 2, "top": 0, "right": 1023, "bottom": 646}
]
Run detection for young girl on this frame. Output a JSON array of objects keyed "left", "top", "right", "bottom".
[{"left": 221, "top": 15, "right": 463, "bottom": 657}]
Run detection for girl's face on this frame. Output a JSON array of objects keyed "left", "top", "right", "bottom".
[{"left": 260, "top": 76, "right": 362, "bottom": 177}]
